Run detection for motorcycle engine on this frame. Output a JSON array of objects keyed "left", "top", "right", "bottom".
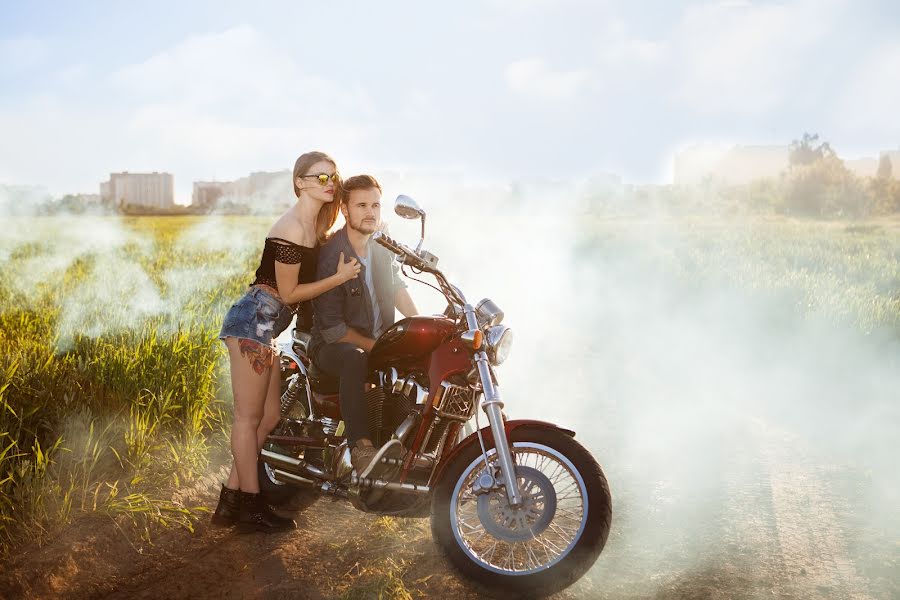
[{"left": 365, "top": 387, "right": 415, "bottom": 447}]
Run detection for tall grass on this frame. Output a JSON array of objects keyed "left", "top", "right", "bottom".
[
  {"left": 0, "top": 216, "right": 267, "bottom": 558},
  {"left": 1, "top": 215, "right": 898, "bottom": 561}
]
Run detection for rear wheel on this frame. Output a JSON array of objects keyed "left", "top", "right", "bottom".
[{"left": 431, "top": 427, "right": 611, "bottom": 598}]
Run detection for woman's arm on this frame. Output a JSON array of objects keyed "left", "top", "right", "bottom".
[{"left": 274, "top": 251, "right": 359, "bottom": 304}]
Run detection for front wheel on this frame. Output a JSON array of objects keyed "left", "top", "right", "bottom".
[{"left": 431, "top": 427, "right": 611, "bottom": 598}]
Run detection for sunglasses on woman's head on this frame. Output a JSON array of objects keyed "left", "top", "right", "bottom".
[{"left": 300, "top": 173, "right": 340, "bottom": 185}]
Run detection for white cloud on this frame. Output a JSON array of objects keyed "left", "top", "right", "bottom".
[
  {"left": 0, "top": 35, "right": 48, "bottom": 74},
  {"left": 0, "top": 26, "right": 378, "bottom": 199},
  {"left": 597, "top": 19, "right": 666, "bottom": 68},
  {"left": 833, "top": 41, "right": 900, "bottom": 139},
  {"left": 670, "top": 0, "right": 838, "bottom": 115},
  {"left": 505, "top": 58, "right": 592, "bottom": 101}
]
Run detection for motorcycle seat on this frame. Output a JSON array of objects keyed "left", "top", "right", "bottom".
[{"left": 308, "top": 361, "right": 340, "bottom": 395}]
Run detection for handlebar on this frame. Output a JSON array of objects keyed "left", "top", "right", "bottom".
[
  {"left": 372, "top": 231, "right": 465, "bottom": 306},
  {"left": 372, "top": 231, "right": 405, "bottom": 256}
]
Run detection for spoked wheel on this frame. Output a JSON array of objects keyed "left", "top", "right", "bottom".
[{"left": 432, "top": 427, "right": 611, "bottom": 598}]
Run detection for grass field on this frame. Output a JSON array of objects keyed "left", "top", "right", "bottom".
[{"left": 1, "top": 214, "right": 898, "bottom": 561}]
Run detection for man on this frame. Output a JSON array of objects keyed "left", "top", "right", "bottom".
[{"left": 310, "top": 174, "right": 418, "bottom": 473}]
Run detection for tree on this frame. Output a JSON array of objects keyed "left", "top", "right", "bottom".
[
  {"left": 789, "top": 132, "right": 835, "bottom": 167},
  {"left": 782, "top": 133, "right": 872, "bottom": 217},
  {"left": 876, "top": 154, "right": 893, "bottom": 180}
]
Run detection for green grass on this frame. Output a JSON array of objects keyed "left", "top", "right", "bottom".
[
  {"left": 0, "top": 216, "right": 269, "bottom": 557},
  {"left": 1, "top": 214, "right": 898, "bottom": 560}
]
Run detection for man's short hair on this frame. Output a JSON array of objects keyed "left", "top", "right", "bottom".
[{"left": 342, "top": 174, "right": 381, "bottom": 203}]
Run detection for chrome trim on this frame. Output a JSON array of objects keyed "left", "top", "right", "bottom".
[
  {"left": 333, "top": 442, "right": 353, "bottom": 482},
  {"left": 464, "top": 301, "right": 520, "bottom": 505},
  {"left": 394, "top": 194, "right": 427, "bottom": 253},
  {"left": 352, "top": 473, "right": 430, "bottom": 495},
  {"left": 460, "top": 329, "right": 481, "bottom": 350},
  {"left": 434, "top": 381, "right": 477, "bottom": 422},
  {"left": 475, "top": 347, "right": 521, "bottom": 507},
  {"left": 292, "top": 329, "right": 312, "bottom": 355},
  {"left": 419, "top": 414, "right": 441, "bottom": 451},
  {"left": 485, "top": 325, "right": 513, "bottom": 366},
  {"left": 393, "top": 412, "right": 419, "bottom": 445},
  {"left": 261, "top": 449, "right": 328, "bottom": 480},
  {"left": 394, "top": 194, "right": 425, "bottom": 220},
  {"left": 385, "top": 367, "right": 399, "bottom": 389},
  {"left": 358, "top": 439, "right": 404, "bottom": 480},
  {"left": 394, "top": 375, "right": 428, "bottom": 405},
  {"left": 320, "top": 417, "right": 340, "bottom": 437},
  {"left": 449, "top": 442, "right": 589, "bottom": 576},
  {"left": 475, "top": 298, "right": 504, "bottom": 327},
  {"left": 279, "top": 343, "right": 315, "bottom": 419},
  {"left": 271, "top": 468, "right": 316, "bottom": 487},
  {"left": 320, "top": 481, "right": 348, "bottom": 498}
]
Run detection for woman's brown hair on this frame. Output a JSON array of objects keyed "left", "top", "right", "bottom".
[{"left": 292, "top": 151, "right": 342, "bottom": 244}]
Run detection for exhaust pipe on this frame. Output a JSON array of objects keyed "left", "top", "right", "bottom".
[
  {"left": 261, "top": 449, "right": 328, "bottom": 480},
  {"left": 351, "top": 474, "right": 430, "bottom": 495},
  {"left": 270, "top": 468, "right": 315, "bottom": 487}
]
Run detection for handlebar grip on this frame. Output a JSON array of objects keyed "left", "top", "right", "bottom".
[{"left": 372, "top": 231, "right": 403, "bottom": 255}]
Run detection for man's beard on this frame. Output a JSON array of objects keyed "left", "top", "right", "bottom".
[{"left": 348, "top": 217, "right": 378, "bottom": 234}]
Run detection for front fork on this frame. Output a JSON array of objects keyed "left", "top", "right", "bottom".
[{"left": 465, "top": 305, "right": 522, "bottom": 507}]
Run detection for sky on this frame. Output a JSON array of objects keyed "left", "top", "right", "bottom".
[{"left": 1, "top": 0, "right": 898, "bottom": 201}]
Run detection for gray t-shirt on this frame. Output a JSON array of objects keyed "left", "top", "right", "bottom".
[{"left": 357, "top": 252, "right": 384, "bottom": 338}]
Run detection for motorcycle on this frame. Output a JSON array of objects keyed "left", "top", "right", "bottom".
[{"left": 258, "top": 195, "right": 612, "bottom": 598}]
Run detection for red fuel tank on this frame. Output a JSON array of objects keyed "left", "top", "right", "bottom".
[{"left": 370, "top": 316, "right": 457, "bottom": 371}]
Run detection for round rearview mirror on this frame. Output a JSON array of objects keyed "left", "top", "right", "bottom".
[{"left": 395, "top": 195, "right": 425, "bottom": 220}]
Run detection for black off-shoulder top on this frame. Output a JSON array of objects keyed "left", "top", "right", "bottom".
[{"left": 250, "top": 237, "right": 320, "bottom": 332}]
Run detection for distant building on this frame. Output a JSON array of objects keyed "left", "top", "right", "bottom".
[
  {"left": 191, "top": 170, "right": 292, "bottom": 213},
  {"left": 192, "top": 181, "right": 227, "bottom": 208},
  {"left": 231, "top": 170, "right": 291, "bottom": 200},
  {"left": 100, "top": 172, "right": 174, "bottom": 209},
  {"left": 845, "top": 157, "right": 879, "bottom": 178},
  {"left": 884, "top": 150, "right": 900, "bottom": 177},
  {"left": 674, "top": 144, "right": 900, "bottom": 184},
  {"left": 673, "top": 145, "right": 789, "bottom": 185}
]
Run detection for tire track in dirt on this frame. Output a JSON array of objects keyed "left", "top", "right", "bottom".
[
  {"left": 750, "top": 418, "right": 873, "bottom": 599},
  {"left": 2, "top": 420, "right": 880, "bottom": 599}
]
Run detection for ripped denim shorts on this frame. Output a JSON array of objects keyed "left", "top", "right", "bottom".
[{"left": 218, "top": 286, "right": 294, "bottom": 359}]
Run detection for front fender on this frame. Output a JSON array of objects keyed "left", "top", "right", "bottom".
[{"left": 431, "top": 419, "right": 575, "bottom": 486}]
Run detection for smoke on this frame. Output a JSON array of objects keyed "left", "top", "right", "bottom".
[
  {"left": 3, "top": 173, "right": 896, "bottom": 596},
  {"left": 0, "top": 213, "right": 267, "bottom": 349},
  {"left": 379, "top": 173, "right": 899, "bottom": 597},
  {"left": 0, "top": 184, "right": 52, "bottom": 219}
]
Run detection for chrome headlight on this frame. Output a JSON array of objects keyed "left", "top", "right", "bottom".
[
  {"left": 476, "top": 298, "right": 504, "bottom": 328},
  {"left": 485, "top": 325, "right": 513, "bottom": 365}
]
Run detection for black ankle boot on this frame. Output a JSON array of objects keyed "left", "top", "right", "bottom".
[
  {"left": 236, "top": 491, "right": 296, "bottom": 534},
  {"left": 210, "top": 484, "right": 241, "bottom": 527}
]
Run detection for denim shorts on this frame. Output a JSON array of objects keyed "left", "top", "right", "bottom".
[{"left": 218, "top": 286, "right": 294, "bottom": 351}]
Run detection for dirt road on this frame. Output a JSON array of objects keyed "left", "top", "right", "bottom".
[{"left": 1, "top": 419, "right": 894, "bottom": 599}]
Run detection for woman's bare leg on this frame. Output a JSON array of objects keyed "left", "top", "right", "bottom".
[
  {"left": 224, "top": 338, "right": 273, "bottom": 493},
  {"left": 225, "top": 356, "right": 282, "bottom": 490}
]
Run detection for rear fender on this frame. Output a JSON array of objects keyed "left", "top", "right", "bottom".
[{"left": 431, "top": 419, "right": 575, "bottom": 486}]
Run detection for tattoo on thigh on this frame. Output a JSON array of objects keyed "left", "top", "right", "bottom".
[{"left": 238, "top": 339, "right": 274, "bottom": 375}]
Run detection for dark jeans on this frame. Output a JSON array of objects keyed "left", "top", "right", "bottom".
[{"left": 313, "top": 342, "right": 370, "bottom": 444}]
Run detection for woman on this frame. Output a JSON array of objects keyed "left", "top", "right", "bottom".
[{"left": 213, "top": 151, "right": 360, "bottom": 533}]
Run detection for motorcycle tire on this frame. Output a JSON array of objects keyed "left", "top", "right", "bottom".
[
  {"left": 431, "top": 426, "right": 611, "bottom": 599},
  {"left": 257, "top": 458, "right": 318, "bottom": 512}
]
